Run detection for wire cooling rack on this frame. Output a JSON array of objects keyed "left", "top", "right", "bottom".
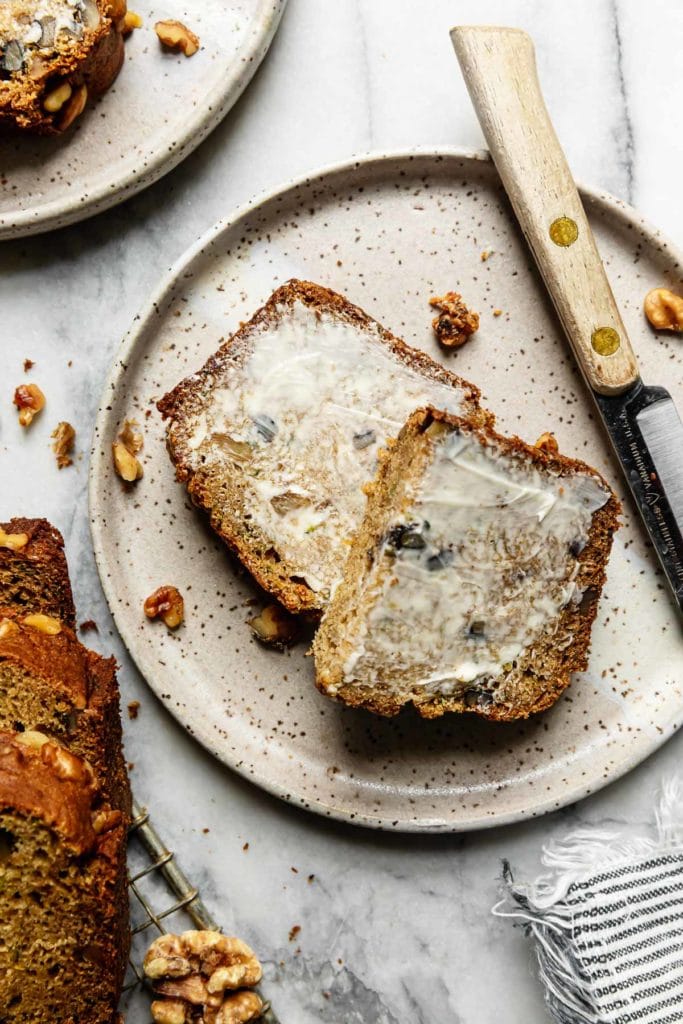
[{"left": 124, "top": 799, "right": 279, "bottom": 1023}]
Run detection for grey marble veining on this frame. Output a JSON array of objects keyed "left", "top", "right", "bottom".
[{"left": 1, "top": 2, "right": 682, "bottom": 1021}]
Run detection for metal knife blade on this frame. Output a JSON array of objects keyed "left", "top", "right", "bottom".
[{"left": 596, "top": 384, "right": 683, "bottom": 613}]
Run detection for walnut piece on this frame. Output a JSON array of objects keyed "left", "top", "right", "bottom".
[
  {"left": 247, "top": 603, "right": 300, "bottom": 650},
  {"left": 144, "top": 586, "right": 185, "bottom": 629},
  {"left": 43, "top": 81, "right": 72, "bottom": 113},
  {"left": 113, "top": 441, "right": 143, "bottom": 482},
  {"left": 119, "top": 419, "right": 144, "bottom": 454},
  {"left": 60, "top": 84, "right": 88, "bottom": 130},
  {"left": 22, "top": 613, "right": 62, "bottom": 635},
  {"left": 144, "top": 931, "right": 263, "bottom": 1024},
  {"left": 51, "top": 421, "right": 76, "bottom": 469},
  {"left": 0, "top": 618, "right": 20, "bottom": 639},
  {"left": 534, "top": 432, "right": 559, "bottom": 455},
  {"left": 429, "top": 292, "right": 480, "bottom": 348},
  {"left": 644, "top": 287, "right": 683, "bottom": 332},
  {"left": 155, "top": 19, "right": 200, "bottom": 56},
  {"left": 122, "top": 10, "right": 143, "bottom": 34},
  {"left": 0, "top": 528, "right": 29, "bottom": 551},
  {"left": 13, "top": 383, "right": 45, "bottom": 427}
]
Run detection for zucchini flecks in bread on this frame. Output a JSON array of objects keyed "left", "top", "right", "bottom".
[
  {"left": 0, "top": 0, "right": 128, "bottom": 134},
  {"left": 158, "top": 280, "right": 491, "bottom": 617},
  {"left": 313, "top": 408, "right": 620, "bottom": 720},
  {"left": 0, "top": 731, "right": 128, "bottom": 1022}
]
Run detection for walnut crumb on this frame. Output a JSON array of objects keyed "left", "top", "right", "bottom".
[
  {"left": 429, "top": 292, "right": 480, "bottom": 348},
  {"left": 127, "top": 700, "right": 141, "bottom": 720},
  {"left": 51, "top": 421, "right": 76, "bottom": 468},
  {"left": 288, "top": 925, "right": 301, "bottom": 943}
]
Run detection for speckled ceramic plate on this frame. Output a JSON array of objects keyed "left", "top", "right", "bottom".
[
  {"left": 90, "top": 150, "right": 683, "bottom": 832},
  {"left": 0, "top": 0, "right": 286, "bottom": 240}
]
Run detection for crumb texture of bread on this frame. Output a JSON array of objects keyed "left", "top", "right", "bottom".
[
  {"left": 0, "top": 518, "right": 76, "bottom": 626},
  {"left": 313, "top": 408, "right": 620, "bottom": 720},
  {"left": 0, "top": 518, "right": 131, "bottom": 1020},
  {"left": 0, "top": 732, "right": 128, "bottom": 1022},
  {"left": 0, "top": 0, "right": 127, "bottom": 134},
  {"left": 158, "top": 280, "right": 491, "bottom": 616}
]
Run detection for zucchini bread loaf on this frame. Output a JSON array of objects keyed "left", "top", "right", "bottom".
[
  {"left": 0, "top": 0, "right": 129, "bottom": 133},
  {"left": 0, "top": 518, "right": 130, "bottom": 1021},
  {"left": 158, "top": 280, "right": 491, "bottom": 616},
  {"left": 314, "top": 408, "right": 619, "bottom": 720}
]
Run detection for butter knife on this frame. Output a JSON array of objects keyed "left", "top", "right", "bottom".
[{"left": 451, "top": 26, "right": 683, "bottom": 615}]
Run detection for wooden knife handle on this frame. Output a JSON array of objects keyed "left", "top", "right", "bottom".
[{"left": 451, "top": 26, "right": 640, "bottom": 396}]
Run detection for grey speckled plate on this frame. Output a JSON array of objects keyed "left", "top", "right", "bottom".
[
  {"left": 90, "top": 150, "right": 683, "bottom": 832},
  {"left": 0, "top": 0, "right": 286, "bottom": 240}
]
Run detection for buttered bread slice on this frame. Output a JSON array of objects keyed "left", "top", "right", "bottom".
[
  {"left": 314, "top": 408, "right": 619, "bottom": 720},
  {"left": 159, "top": 280, "right": 490, "bottom": 616}
]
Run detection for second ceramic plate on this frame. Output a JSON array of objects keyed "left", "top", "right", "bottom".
[
  {"left": 90, "top": 150, "right": 683, "bottom": 832},
  {"left": 0, "top": 0, "right": 286, "bottom": 239}
]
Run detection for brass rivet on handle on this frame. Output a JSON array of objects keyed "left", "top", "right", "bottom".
[
  {"left": 549, "top": 216, "right": 578, "bottom": 247},
  {"left": 591, "top": 326, "right": 621, "bottom": 356}
]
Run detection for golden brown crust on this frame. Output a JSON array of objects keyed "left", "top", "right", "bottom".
[
  {"left": 315, "top": 407, "right": 620, "bottom": 720},
  {"left": 0, "top": 731, "right": 98, "bottom": 854},
  {"left": 0, "top": 0, "right": 127, "bottom": 134},
  {"left": 158, "top": 279, "right": 492, "bottom": 617},
  {"left": 0, "top": 517, "right": 76, "bottom": 626}
]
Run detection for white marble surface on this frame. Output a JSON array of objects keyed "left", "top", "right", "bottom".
[{"left": 1, "top": 2, "right": 682, "bottom": 1021}]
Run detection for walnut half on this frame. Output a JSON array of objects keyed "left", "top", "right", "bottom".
[
  {"left": 644, "top": 287, "right": 683, "bottom": 332},
  {"left": 144, "top": 586, "right": 185, "bottom": 630},
  {"left": 144, "top": 931, "right": 264, "bottom": 1024}
]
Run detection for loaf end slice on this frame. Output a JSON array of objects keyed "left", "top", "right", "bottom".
[
  {"left": 0, "top": 518, "right": 76, "bottom": 627},
  {"left": 158, "top": 280, "right": 491, "bottom": 617},
  {"left": 314, "top": 408, "right": 620, "bottom": 720}
]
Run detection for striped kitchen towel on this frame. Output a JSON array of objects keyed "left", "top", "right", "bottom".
[{"left": 495, "top": 781, "right": 683, "bottom": 1024}]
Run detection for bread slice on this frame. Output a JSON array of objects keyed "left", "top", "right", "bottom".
[
  {"left": 0, "top": 0, "right": 127, "bottom": 134},
  {"left": 0, "top": 730, "right": 128, "bottom": 1022},
  {"left": 0, "top": 609, "right": 131, "bottom": 816},
  {"left": 158, "top": 280, "right": 491, "bottom": 616},
  {"left": 314, "top": 408, "right": 620, "bottom": 720},
  {"left": 0, "top": 518, "right": 76, "bottom": 627}
]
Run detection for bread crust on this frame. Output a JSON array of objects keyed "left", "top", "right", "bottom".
[
  {"left": 0, "top": 0, "right": 126, "bottom": 134},
  {"left": 314, "top": 407, "right": 620, "bottom": 720},
  {"left": 0, "top": 517, "right": 76, "bottom": 626},
  {"left": 159, "top": 279, "right": 491, "bottom": 617}
]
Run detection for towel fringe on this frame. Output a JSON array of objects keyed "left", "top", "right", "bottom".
[{"left": 493, "top": 779, "right": 683, "bottom": 1024}]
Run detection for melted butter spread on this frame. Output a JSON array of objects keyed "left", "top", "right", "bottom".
[
  {"left": 0, "top": 1, "right": 98, "bottom": 59},
  {"left": 183, "top": 299, "right": 476, "bottom": 597},
  {"left": 341, "top": 429, "right": 609, "bottom": 697}
]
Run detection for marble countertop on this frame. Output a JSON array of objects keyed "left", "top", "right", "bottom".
[{"left": 1, "top": 1, "right": 682, "bottom": 1021}]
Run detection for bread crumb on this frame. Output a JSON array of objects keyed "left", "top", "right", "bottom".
[
  {"left": 307, "top": 874, "right": 315, "bottom": 884},
  {"left": 429, "top": 292, "right": 479, "bottom": 348},
  {"left": 480, "top": 250, "right": 492, "bottom": 261},
  {"left": 243, "top": 842, "right": 249, "bottom": 852},
  {"left": 288, "top": 925, "right": 301, "bottom": 942},
  {"left": 493, "top": 308, "right": 503, "bottom": 317},
  {"left": 79, "top": 619, "right": 98, "bottom": 633},
  {"left": 51, "top": 421, "right": 76, "bottom": 469},
  {"left": 127, "top": 700, "right": 141, "bottom": 720},
  {"left": 202, "top": 827, "right": 210, "bottom": 834},
  {"left": 23, "top": 358, "right": 34, "bottom": 372}
]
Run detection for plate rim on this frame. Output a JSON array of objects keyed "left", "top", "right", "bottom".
[
  {"left": 0, "top": 0, "right": 287, "bottom": 241},
  {"left": 89, "top": 145, "right": 683, "bottom": 832}
]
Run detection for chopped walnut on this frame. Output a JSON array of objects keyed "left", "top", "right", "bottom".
[
  {"left": 247, "top": 603, "right": 300, "bottom": 650},
  {"left": 429, "top": 292, "right": 480, "bottom": 348},
  {"left": 119, "top": 419, "right": 144, "bottom": 454},
  {"left": 13, "top": 383, "right": 45, "bottom": 427},
  {"left": 144, "top": 586, "right": 185, "bottom": 629},
  {"left": 0, "top": 618, "right": 19, "bottom": 639},
  {"left": 113, "top": 441, "right": 143, "bottom": 482},
  {"left": 51, "top": 421, "right": 76, "bottom": 469},
  {"left": 0, "top": 528, "right": 29, "bottom": 551},
  {"left": 22, "top": 613, "right": 62, "bottom": 635},
  {"left": 122, "top": 10, "right": 143, "bottom": 34},
  {"left": 534, "top": 432, "right": 559, "bottom": 455},
  {"left": 155, "top": 19, "right": 200, "bottom": 56},
  {"left": 644, "top": 287, "right": 683, "bottom": 332},
  {"left": 144, "top": 931, "right": 263, "bottom": 1024}
]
